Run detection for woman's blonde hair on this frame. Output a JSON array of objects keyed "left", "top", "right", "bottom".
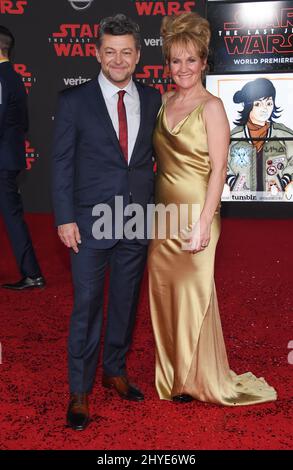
[{"left": 161, "top": 12, "right": 211, "bottom": 63}]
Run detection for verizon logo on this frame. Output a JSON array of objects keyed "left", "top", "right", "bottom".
[
  {"left": 144, "top": 38, "right": 163, "bottom": 47},
  {"left": 63, "top": 77, "right": 91, "bottom": 86}
]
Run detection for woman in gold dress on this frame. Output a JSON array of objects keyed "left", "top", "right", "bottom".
[{"left": 148, "top": 13, "right": 277, "bottom": 405}]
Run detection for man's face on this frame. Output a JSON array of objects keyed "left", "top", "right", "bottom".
[
  {"left": 249, "top": 96, "right": 274, "bottom": 125},
  {"left": 96, "top": 34, "right": 140, "bottom": 88}
]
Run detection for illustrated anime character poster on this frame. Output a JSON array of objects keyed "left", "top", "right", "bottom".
[{"left": 206, "top": 73, "right": 293, "bottom": 201}]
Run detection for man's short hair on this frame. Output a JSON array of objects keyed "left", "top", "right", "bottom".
[
  {"left": 0, "top": 25, "right": 15, "bottom": 58},
  {"left": 96, "top": 14, "right": 141, "bottom": 50}
]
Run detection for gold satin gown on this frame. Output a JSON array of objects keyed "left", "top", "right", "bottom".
[{"left": 148, "top": 103, "right": 277, "bottom": 405}]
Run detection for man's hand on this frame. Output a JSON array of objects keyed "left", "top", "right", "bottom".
[{"left": 58, "top": 223, "right": 81, "bottom": 253}]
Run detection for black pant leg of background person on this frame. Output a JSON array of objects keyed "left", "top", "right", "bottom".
[{"left": 0, "top": 170, "right": 42, "bottom": 278}]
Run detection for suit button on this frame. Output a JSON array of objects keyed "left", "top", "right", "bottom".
[{"left": 128, "top": 167, "right": 132, "bottom": 172}]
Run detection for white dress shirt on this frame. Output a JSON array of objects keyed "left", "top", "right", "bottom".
[{"left": 98, "top": 71, "right": 140, "bottom": 164}]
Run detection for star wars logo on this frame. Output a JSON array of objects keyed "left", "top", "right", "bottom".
[
  {"left": 0, "top": 0, "right": 27, "bottom": 14},
  {"left": 133, "top": 1, "right": 195, "bottom": 16},
  {"left": 220, "top": 6, "right": 293, "bottom": 54},
  {"left": 135, "top": 65, "right": 176, "bottom": 94},
  {"left": 13, "top": 64, "right": 36, "bottom": 94},
  {"left": 49, "top": 24, "right": 99, "bottom": 57},
  {"left": 25, "top": 141, "right": 39, "bottom": 171}
]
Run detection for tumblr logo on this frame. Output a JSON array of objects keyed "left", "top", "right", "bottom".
[{"left": 68, "top": 0, "right": 94, "bottom": 10}]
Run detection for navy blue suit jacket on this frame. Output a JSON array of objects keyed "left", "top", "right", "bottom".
[
  {"left": 52, "top": 77, "right": 161, "bottom": 248},
  {"left": 0, "top": 62, "right": 28, "bottom": 170}
]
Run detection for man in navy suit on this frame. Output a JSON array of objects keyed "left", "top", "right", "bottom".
[
  {"left": 52, "top": 14, "right": 161, "bottom": 430},
  {"left": 0, "top": 26, "right": 45, "bottom": 290}
]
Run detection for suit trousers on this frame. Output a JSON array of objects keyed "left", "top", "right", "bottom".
[
  {"left": 0, "top": 170, "right": 41, "bottom": 278},
  {"left": 68, "top": 237, "right": 148, "bottom": 393}
]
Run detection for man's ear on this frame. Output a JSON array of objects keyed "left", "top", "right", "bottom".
[
  {"left": 96, "top": 48, "right": 101, "bottom": 63},
  {"left": 135, "top": 49, "right": 141, "bottom": 65}
]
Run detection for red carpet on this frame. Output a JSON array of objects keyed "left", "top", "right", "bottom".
[{"left": 0, "top": 215, "right": 292, "bottom": 450}]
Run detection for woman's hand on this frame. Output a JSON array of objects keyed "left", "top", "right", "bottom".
[{"left": 181, "top": 216, "right": 211, "bottom": 254}]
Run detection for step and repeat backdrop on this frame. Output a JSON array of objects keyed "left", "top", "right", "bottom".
[{"left": 1, "top": 0, "right": 293, "bottom": 216}]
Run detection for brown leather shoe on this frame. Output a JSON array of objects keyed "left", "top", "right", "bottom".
[
  {"left": 66, "top": 393, "right": 89, "bottom": 430},
  {"left": 102, "top": 374, "right": 144, "bottom": 401}
]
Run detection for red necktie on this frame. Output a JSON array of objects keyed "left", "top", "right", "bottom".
[{"left": 117, "top": 90, "right": 128, "bottom": 163}]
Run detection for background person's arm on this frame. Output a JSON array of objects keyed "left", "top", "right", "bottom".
[{"left": 0, "top": 78, "right": 9, "bottom": 138}]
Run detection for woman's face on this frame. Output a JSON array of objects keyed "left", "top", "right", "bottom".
[
  {"left": 249, "top": 96, "right": 274, "bottom": 125},
  {"left": 169, "top": 42, "right": 206, "bottom": 90}
]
